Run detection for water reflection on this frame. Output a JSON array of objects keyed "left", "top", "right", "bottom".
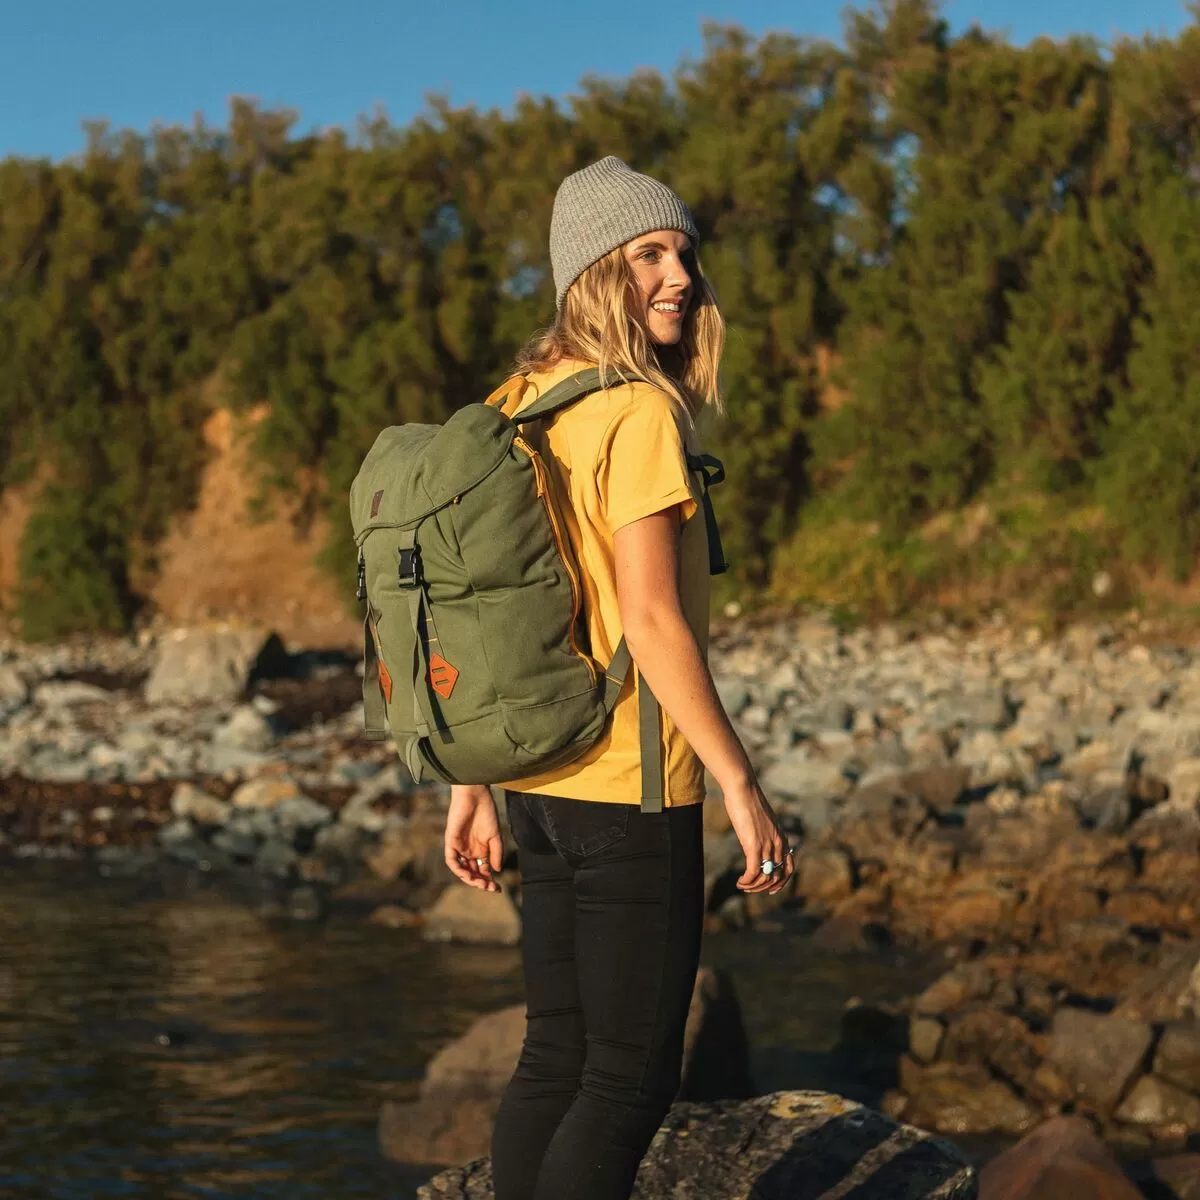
[
  {"left": 0, "top": 866, "right": 938, "bottom": 1199},
  {"left": 0, "top": 866, "right": 523, "bottom": 1198}
]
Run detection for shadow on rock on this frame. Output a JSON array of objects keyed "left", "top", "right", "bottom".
[{"left": 417, "top": 1091, "right": 977, "bottom": 1199}]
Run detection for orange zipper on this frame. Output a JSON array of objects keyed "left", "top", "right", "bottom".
[{"left": 513, "top": 436, "right": 597, "bottom": 687}]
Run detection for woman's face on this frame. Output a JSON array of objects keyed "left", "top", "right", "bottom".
[{"left": 622, "top": 229, "right": 695, "bottom": 347}]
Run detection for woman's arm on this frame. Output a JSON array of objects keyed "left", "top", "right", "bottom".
[{"left": 614, "top": 508, "right": 792, "bottom": 894}]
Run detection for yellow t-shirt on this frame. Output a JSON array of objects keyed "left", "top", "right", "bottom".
[{"left": 498, "top": 359, "right": 711, "bottom": 807}]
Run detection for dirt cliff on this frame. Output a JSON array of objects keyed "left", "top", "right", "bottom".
[{"left": 0, "top": 407, "right": 358, "bottom": 649}]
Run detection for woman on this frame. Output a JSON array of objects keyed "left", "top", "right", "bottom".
[{"left": 441, "top": 156, "right": 792, "bottom": 1200}]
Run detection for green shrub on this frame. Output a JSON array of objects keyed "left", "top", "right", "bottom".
[{"left": 15, "top": 486, "right": 134, "bottom": 641}]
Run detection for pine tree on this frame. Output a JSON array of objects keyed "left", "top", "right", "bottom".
[
  {"left": 1, "top": 8, "right": 1199, "bottom": 632},
  {"left": 980, "top": 198, "right": 1137, "bottom": 492},
  {"left": 1099, "top": 178, "right": 1200, "bottom": 575}
]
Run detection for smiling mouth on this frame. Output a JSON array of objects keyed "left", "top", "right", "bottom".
[{"left": 651, "top": 300, "right": 685, "bottom": 315}]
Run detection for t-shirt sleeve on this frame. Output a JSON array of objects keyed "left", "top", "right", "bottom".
[{"left": 596, "top": 386, "right": 699, "bottom": 534}]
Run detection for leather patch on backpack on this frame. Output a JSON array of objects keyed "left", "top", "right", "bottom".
[
  {"left": 429, "top": 654, "right": 459, "bottom": 700},
  {"left": 378, "top": 657, "right": 393, "bottom": 703},
  {"left": 370, "top": 489, "right": 384, "bottom": 517}
]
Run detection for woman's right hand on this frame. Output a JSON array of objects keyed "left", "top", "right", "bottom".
[
  {"left": 722, "top": 778, "right": 793, "bottom": 895},
  {"left": 444, "top": 784, "right": 504, "bottom": 891}
]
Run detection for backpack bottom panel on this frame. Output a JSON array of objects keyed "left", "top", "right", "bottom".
[{"left": 399, "top": 688, "right": 609, "bottom": 785}]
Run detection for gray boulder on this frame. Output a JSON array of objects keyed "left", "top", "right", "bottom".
[
  {"left": 212, "top": 705, "right": 278, "bottom": 752},
  {"left": 791, "top": 697, "right": 854, "bottom": 737},
  {"left": 274, "top": 795, "right": 334, "bottom": 837},
  {"left": 1115, "top": 1075, "right": 1200, "bottom": 1127},
  {"left": 1168, "top": 758, "right": 1200, "bottom": 811},
  {"left": 254, "top": 836, "right": 298, "bottom": 879},
  {"left": 1046, "top": 1008, "right": 1153, "bottom": 1114},
  {"left": 714, "top": 677, "right": 750, "bottom": 719},
  {"left": 157, "top": 818, "right": 196, "bottom": 851},
  {"left": 0, "top": 664, "right": 28, "bottom": 718},
  {"left": 1076, "top": 786, "right": 1132, "bottom": 834},
  {"left": 205, "top": 744, "right": 272, "bottom": 776},
  {"left": 760, "top": 752, "right": 849, "bottom": 803},
  {"left": 422, "top": 886, "right": 522, "bottom": 947},
  {"left": 156, "top": 817, "right": 211, "bottom": 867},
  {"left": 1154, "top": 1022, "right": 1200, "bottom": 1093},
  {"left": 211, "top": 827, "right": 259, "bottom": 861},
  {"left": 416, "top": 1092, "right": 976, "bottom": 1199},
  {"left": 928, "top": 689, "right": 1009, "bottom": 732},
  {"left": 169, "top": 783, "right": 231, "bottom": 826},
  {"left": 33, "top": 680, "right": 112, "bottom": 708},
  {"left": 1116, "top": 944, "right": 1200, "bottom": 1023},
  {"left": 312, "top": 821, "right": 365, "bottom": 865},
  {"left": 778, "top": 792, "right": 840, "bottom": 835},
  {"left": 144, "top": 627, "right": 289, "bottom": 705},
  {"left": 337, "top": 788, "right": 389, "bottom": 834}
]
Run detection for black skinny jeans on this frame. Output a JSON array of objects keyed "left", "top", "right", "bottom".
[{"left": 491, "top": 792, "right": 705, "bottom": 1200}]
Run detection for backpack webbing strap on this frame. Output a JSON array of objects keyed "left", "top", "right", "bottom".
[
  {"left": 362, "top": 612, "right": 389, "bottom": 742},
  {"left": 603, "top": 638, "right": 663, "bottom": 814},
  {"left": 406, "top": 583, "right": 433, "bottom": 742},
  {"left": 599, "top": 449, "right": 729, "bottom": 811},
  {"left": 637, "top": 671, "right": 664, "bottom": 814},
  {"left": 396, "top": 529, "right": 446, "bottom": 744},
  {"left": 602, "top": 639, "right": 632, "bottom": 712},
  {"left": 511, "top": 367, "right": 644, "bottom": 426}
]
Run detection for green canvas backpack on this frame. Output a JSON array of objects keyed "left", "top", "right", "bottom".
[{"left": 349, "top": 367, "right": 726, "bottom": 813}]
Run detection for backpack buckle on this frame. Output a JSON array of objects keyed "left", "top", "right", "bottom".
[{"left": 397, "top": 546, "right": 421, "bottom": 589}]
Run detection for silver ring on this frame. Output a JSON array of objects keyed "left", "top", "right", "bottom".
[
  {"left": 474, "top": 857, "right": 487, "bottom": 867},
  {"left": 760, "top": 858, "right": 777, "bottom": 876}
]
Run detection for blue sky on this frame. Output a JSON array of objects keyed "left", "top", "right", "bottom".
[{"left": 2, "top": 0, "right": 1193, "bottom": 160}]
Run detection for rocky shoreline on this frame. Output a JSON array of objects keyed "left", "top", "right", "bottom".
[
  {"left": 710, "top": 615, "right": 1200, "bottom": 1153},
  {"left": 6, "top": 613, "right": 1200, "bottom": 1160}
]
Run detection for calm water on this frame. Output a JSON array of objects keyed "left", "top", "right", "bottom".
[{"left": 0, "top": 866, "right": 939, "bottom": 1199}]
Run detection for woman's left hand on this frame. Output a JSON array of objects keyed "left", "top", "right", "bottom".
[
  {"left": 721, "top": 778, "right": 794, "bottom": 895},
  {"left": 444, "top": 785, "right": 504, "bottom": 891}
]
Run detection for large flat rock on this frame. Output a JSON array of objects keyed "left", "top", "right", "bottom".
[
  {"left": 381, "top": 967, "right": 754, "bottom": 1166},
  {"left": 144, "top": 626, "right": 289, "bottom": 705},
  {"left": 416, "top": 1091, "right": 977, "bottom": 1199}
]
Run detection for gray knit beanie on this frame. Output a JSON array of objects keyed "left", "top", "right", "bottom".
[{"left": 549, "top": 156, "right": 699, "bottom": 309}]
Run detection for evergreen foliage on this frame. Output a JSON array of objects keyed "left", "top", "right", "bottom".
[
  {"left": 2, "top": 6, "right": 1200, "bottom": 635},
  {"left": 1100, "top": 178, "right": 1200, "bottom": 576}
]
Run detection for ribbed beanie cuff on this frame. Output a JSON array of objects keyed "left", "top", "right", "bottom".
[{"left": 549, "top": 156, "right": 698, "bottom": 309}]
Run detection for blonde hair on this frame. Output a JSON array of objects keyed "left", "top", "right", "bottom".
[{"left": 515, "top": 244, "right": 725, "bottom": 419}]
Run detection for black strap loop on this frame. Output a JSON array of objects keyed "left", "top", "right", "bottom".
[{"left": 687, "top": 452, "right": 728, "bottom": 577}]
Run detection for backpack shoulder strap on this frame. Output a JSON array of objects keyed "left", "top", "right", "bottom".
[
  {"left": 512, "top": 366, "right": 688, "bottom": 813},
  {"left": 512, "top": 367, "right": 644, "bottom": 426},
  {"left": 601, "top": 639, "right": 664, "bottom": 814}
]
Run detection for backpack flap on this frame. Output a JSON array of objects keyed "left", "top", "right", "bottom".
[
  {"left": 349, "top": 404, "right": 514, "bottom": 540},
  {"left": 351, "top": 406, "right": 515, "bottom": 780}
]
